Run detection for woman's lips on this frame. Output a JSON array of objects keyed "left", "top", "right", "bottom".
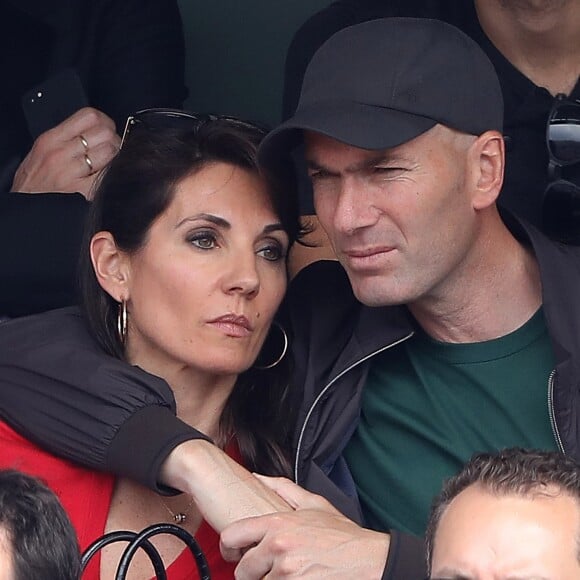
[{"left": 207, "top": 314, "right": 253, "bottom": 337}]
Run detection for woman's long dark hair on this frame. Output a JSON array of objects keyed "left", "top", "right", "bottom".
[{"left": 79, "top": 117, "right": 304, "bottom": 477}]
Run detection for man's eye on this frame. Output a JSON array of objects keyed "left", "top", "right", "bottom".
[
  {"left": 308, "top": 169, "right": 330, "bottom": 181},
  {"left": 188, "top": 232, "right": 217, "bottom": 249}
]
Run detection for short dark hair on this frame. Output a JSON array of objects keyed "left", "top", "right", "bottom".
[
  {"left": 426, "top": 448, "right": 580, "bottom": 572},
  {"left": 0, "top": 469, "right": 80, "bottom": 580}
]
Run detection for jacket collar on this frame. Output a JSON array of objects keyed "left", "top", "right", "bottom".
[{"left": 502, "top": 211, "right": 580, "bottom": 370}]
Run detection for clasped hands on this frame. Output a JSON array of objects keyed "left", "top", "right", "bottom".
[
  {"left": 220, "top": 474, "right": 390, "bottom": 579},
  {"left": 163, "top": 440, "right": 390, "bottom": 579}
]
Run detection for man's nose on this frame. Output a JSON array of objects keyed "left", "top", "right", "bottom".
[{"left": 332, "top": 177, "right": 378, "bottom": 235}]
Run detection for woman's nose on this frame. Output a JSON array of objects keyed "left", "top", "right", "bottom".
[{"left": 223, "top": 253, "right": 260, "bottom": 297}]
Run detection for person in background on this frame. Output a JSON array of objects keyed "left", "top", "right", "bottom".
[
  {"left": 283, "top": 0, "right": 580, "bottom": 255},
  {"left": 426, "top": 448, "right": 580, "bottom": 580},
  {"left": 0, "top": 114, "right": 304, "bottom": 578},
  {"left": 0, "top": 0, "right": 187, "bottom": 318},
  {"left": 0, "top": 469, "right": 80, "bottom": 580}
]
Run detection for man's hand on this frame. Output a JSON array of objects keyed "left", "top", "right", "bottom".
[
  {"left": 12, "top": 107, "right": 121, "bottom": 199},
  {"left": 220, "top": 475, "right": 391, "bottom": 579}
]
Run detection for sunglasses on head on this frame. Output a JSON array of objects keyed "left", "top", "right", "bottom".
[
  {"left": 543, "top": 93, "right": 580, "bottom": 244},
  {"left": 120, "top": 108, "right": 265, "bottom": 149}
]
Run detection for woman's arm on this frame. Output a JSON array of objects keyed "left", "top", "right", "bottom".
[{"left": 0, "top": 307, "right": 205, "bottom": 491}]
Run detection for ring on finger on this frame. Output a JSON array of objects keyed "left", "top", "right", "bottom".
[
  {"left": 84, "top": 153, "right": 94, "bottom": 174},
  {"left": 79, "top": 135, "right": 89, "bottom": 150}
]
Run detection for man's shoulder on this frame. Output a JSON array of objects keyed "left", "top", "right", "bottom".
[{"left": 505, "top": 213, "right": 580, "bottom": 269}]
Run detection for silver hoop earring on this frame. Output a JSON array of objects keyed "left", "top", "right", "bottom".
[
  {"left": 116, "top": 300, "right": 128, "bottom": 345},
  {"left": 254, "top": 322, "right": 288, "bottom": 370}
]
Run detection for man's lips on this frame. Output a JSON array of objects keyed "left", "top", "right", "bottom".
[
  {"left": 207, "top": 314, "right": 253, "bottom": 337},
  {"left": 344, "top": 246, "right": 396, "bottom": 258},
  {"left": 342, "top": 246, "right": 397, "bottom": 269}
]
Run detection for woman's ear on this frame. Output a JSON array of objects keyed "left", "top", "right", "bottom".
[
  {"left": 469, "top": 130, "right": 505, "bottom": 210},
  {"left": 90, "top": 232, "right": 131, "bottom": 302}
]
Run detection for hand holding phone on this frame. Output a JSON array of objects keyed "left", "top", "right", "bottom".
[
  {"left": 12, "top": 107, "right": 121, "bottom": 200},
  {"left": 22, "top": 69, "right": 89, "bottom": 139}
]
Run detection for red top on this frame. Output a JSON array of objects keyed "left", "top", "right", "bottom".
[{"left": 0, "top": 421, "right": 238, "bottom": 579}]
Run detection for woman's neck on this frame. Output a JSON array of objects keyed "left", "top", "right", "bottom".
[
  {"left": 169, "top": 369, "right": 235, "bottom": 441},
  {"left": 126, "top": 350, "right": 236, "bottom": 441}
]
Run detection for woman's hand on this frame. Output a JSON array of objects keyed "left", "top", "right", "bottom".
[{"left": 159, "top": 439, "right": 293, "bottom": 532}]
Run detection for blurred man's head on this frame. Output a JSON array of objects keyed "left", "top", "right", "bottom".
[
  {"left": 426, "top": 449, "right": 580, "bottom": 580},
  {"left": 259, "top": 18, "right": 506, "bottom": 308},
  {"left": 0, "top": 470, "right": 80, "bottom": 580}
]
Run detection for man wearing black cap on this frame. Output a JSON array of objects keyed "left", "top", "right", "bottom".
[
  {"left": 218, "top": 16, "right": 580, "bottom": 578},
  {"left": 0, "top": 16, "right": 579, "bottom": 580},
  {"left": 283, "top": 0, "right": 580, "bottom": 244}
]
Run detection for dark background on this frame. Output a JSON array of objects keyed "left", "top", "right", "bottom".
[{"left": 178, "top": 0, "right": 329, "bottom": 127}]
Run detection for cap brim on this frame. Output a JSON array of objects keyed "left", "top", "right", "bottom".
[{"left": 259, "top": 101, "right": 437, "bottom": 169}]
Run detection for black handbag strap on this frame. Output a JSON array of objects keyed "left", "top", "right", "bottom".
[{"left": 81, "top": 523, "right": 211, "bottom": 580}]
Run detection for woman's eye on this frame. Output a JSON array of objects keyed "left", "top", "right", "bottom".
[
  {"left": 188, "top": 232, "right": 217, "bottom": 250},
  {"left": 258, "top": 243, "right": 284, "bottom": 262}
]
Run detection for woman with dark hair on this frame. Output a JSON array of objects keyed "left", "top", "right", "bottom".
[{"left": 0, "top": 111, "right": 304, "bottom": 579}]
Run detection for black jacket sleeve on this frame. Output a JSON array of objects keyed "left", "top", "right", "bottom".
[
  {"left": 0, "top": 307, "right": 208, "bottom": 492},
  {"left": 0, "top": 192, "right": 88, "bottom": 317},
  {"left": 382, "top": 531, "right": 427, "bottom": 579}
]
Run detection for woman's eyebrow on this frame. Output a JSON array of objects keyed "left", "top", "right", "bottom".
[
  {"left": 263, "top": 223, "right": 285, "bottom": 235},
  {"left": 175, "top": 216, "right": 285, "bottom": 238},
  {"left": 176, "top": 213, "right": 231, "bottom": 229}
]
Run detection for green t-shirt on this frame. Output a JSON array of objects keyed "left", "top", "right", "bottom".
[{"left": 343, "top": 308, "right": 557, "bottom": 536}]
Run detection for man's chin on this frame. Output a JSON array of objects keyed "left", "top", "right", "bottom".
[{"left": 348, "top": 276, "right": 410, "bottom": 308}]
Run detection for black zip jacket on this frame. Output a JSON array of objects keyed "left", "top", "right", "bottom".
[
  {"left": 0, "top": 216, "right": 579, "bottom": 578},
  {"left": 283, "top": 214, "right": 580, "bottom": 577}
]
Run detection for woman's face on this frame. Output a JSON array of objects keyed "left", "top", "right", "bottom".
[{"left": 120, "top": 162, "right": 289, "bottom": 382}]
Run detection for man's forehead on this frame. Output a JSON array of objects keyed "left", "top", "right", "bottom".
[{"left": 303, "top": 129, "right": 426, "bottom": 169}]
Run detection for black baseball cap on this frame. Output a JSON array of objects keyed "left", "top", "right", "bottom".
[{"left": 259, "top": 17, "right": 504, "bottom": 168}]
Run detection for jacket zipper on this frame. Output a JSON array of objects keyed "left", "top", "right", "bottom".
[
  {"left": 547, "top": 369, "right": 565, "bottom": 454},
  {"left": 294, "top": 331, "right": 414, "bottom": 482}
]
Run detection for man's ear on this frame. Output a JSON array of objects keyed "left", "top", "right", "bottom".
[
  {"left": 90, "top": 232, "right": 131, "bottom": 302},
  {"left": 469, "top": 130, "right": 505, "bottom": 210}
]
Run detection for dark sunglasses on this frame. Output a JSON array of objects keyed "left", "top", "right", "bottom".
[
  {"left": 543, "top": 94, "right": 580, "bottom": 243},
  {"left": 120, "top": 108, "right": 265, "bottom": 149}
]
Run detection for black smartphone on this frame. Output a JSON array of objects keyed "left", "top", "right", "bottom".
[{"left": 22, "top": 68, "right": 89, "bottom": 139}]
